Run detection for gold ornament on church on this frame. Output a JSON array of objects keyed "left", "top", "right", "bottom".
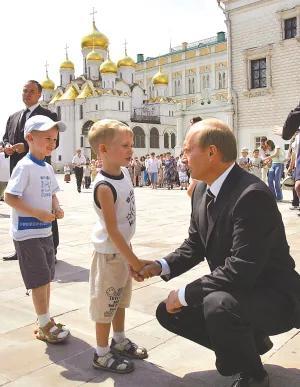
[{"left": 81, "top": 21, "right": 109, "bottom": 49}]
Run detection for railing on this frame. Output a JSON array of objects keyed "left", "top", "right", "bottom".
[{"left": 131, "top": 114, "right": 160, "bottom": 124}]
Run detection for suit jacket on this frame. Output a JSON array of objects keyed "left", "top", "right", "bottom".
[
  {"left": 163, "top": 164, "right": 300, "bottom": 328},
  {"left": 2, "top": 105, "right": 58, "bottom": 173},
  {"left": 282, "top": 103, "right": 300, "bottom": 181}
]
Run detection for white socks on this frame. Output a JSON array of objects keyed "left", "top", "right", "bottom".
[
  {"left": 96, "top": 331, "right": 126, "bottom": 357},
  {"left": 37, "top": 312, "right": 51, "bottom": 328},
  {"left": 96, "top": 345, "right": 110, "bottom": 357},
  {"left": 113, "top": 331, "right": 126, "bottom": 343}
]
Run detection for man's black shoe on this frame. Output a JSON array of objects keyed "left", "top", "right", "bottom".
[
  {"left": 256, "top": 335, "right": 273, "bottom": 355},
  {"left": 231, "top": 373, "right": 269, "bottom": 387},
  {"left": 3, "top": 252, "right": 18, "bottom": 261}
]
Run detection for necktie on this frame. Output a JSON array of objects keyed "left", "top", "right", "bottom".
[
  {"left": 205, "top": 188, "right": 215, "bottom": 238},
  {"left": 19, "top": 108, "right": 30, "bottom": 130}
]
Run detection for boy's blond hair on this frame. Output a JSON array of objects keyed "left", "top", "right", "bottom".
[{"left": 88, "top": 119, "right": 132, "bottom": 154}]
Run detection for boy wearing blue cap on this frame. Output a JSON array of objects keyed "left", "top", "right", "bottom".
[{"left": 4, "top": 115, "right": 70, "bottom": 343}]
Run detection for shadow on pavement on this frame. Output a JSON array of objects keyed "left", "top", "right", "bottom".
[
  {"left": 54, "top": 260, "right": 89, "bottom": 283},
  {"left": 44, "top": 333, "right": 183, "bottom": 386}
]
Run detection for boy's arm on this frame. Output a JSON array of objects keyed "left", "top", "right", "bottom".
[
  {"left": 52, "top": 194, "right": 64, "bottom": 219},
  {"left": 4, "top": 193, "right": 55, "bottom": 223},
  {"left": 96, "top": 184, "right": 143, "bottom": 272}
]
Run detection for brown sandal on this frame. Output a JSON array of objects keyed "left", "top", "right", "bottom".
[{"left": 35, "top": 320, "right": 70, "bottom": 344}]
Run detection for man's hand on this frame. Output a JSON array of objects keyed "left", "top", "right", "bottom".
[
  {"left": 13, "top": 143, "right": 25, "bottom": 154},
  {"left": 4, "top": 144, "right": 14, "bottom": 156},
  {"left": 165, "top": 290, "right": 183, "bottom": 314},
  {"left": 53, "top": 207, "right": 64, "bottom": 219},
  {"left": 295, "top": 180, "right": 300, "bottom": 197},
  {"left": 140, "top": 261, "right": 162, "bottom": 279},
  {"left": 34, "top": 209, "right": 56, "bottom": 223}
]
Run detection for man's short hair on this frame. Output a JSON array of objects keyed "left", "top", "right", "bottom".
[
  {"left": 190, "top": 116, "right": 202, "bottom": 125},
  {"left": 260, "top": 136, "right": 267, "bottom": 141},
  {"left": 26, "top": 80, "right": 42, "bottom": 93},
  {"left": 193, "top": 119, "right": 237, "bottom": 162},
  {"left": 88, "top": 119, "right": 132, "bottom": 154}
]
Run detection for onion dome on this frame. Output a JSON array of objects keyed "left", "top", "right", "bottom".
[
  {"left": 152, "top": 69, "right": 168, "bottom": 85},
  {"left": 41, "top": 77, "right": 55, "bottom": 90},
  {"left": 100, "top": 58, "right": 117, "bottom": 74},
  {"left": 60, "top": 60, "right": 74, "bottom": 70},
  {"left": 86, "top": 50, "right": 103, "bottom": 62},
  {"left": 49, "top": 90, "right": 63, "bottom": 104},
  {"left": 81, "top": 21, "right": 109, "bottom": 49},
  {"left": 117, "top": 56, "right": 135, "bottom": 68}
]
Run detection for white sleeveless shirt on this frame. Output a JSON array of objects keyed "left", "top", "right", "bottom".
[{"left": 91, "top": 167, "right": 136, "bottom": 253}]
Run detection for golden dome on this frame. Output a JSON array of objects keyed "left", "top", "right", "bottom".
[
  {"left": 86, "top": 50, "right": 103, "bottom": 62},
  {"left": 49, "top": 90, "right": 63, "bottom": 104},
  {"left": 81, "top": 21, "right": 109, "bottom": 49},
  {"left": 152, "top": 70, "right": 168, "bottom": 85},
  {"left": 77, "top": 84, "right": 93, "bottom": 99},
  {"left": 41, "top": 77, "right": 55, "bottom": 90},
  {"left": 59, "top": 85, "right": 78, "bottom": 100},
  {"left": 100, "top": 58, "right": 117, "bottom": 74},
  {"left": 117, "top": 56, "right": 135, "bottom": 68},
  {"left": 60, "top": 60, "right": 74, "bottom": 70}
]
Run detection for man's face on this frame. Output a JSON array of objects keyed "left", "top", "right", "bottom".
[
  {"left": 22, "top": 82, "right": 41, "bottom": 107},
  {"left": 183, "top": 131, "right": 210, "bottom": 181}
]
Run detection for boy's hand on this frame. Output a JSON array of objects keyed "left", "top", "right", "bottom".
[
  {"left": 4, "top": 144, "right": 14, "bottom": 156},
  {"left": 54, "top": 207, "right": 64, "bottom": 219},
  {"left": 35, "top": 209, "right": 56, "bottom": 223}
]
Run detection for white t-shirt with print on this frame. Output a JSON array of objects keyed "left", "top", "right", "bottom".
[{"left": 5, "top": 154, "right": 59, "bottom": 241}]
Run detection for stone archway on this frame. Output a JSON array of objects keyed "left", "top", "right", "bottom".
[{"left": 81, "top": 120, "right": 95, "bottom": 159}]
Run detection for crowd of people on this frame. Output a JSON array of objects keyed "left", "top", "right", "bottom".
[{"left": 1, "top": 79, "right": 300, "bottom": 387}]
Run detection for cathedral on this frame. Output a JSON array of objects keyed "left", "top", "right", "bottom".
[{"left": 41, "top": 13, "right": 231, "bottom": 168}]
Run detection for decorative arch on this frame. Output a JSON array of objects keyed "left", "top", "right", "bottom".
[
  {"left": 171, "top": 132, "right": 176, "bottom": 149},
  {"left": 164, "top": 132, "right": 169, "bottom": 148},
  {"left": 82, "top": 120, "right": 94, "bottom": 135},
  {"left": 150, "top": 127, "right": 159, "bottom": 148},
  {"left": 132, "top": 126, "right": 145, "bottom": 148}
]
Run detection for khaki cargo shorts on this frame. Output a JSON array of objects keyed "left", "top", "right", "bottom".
[{"left": 89, "top": 251, "right": 132, "bottom": 323}]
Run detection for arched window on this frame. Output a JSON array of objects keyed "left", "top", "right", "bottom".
[
  {"left": 150, "top": 127, "right": 159, "bottom": 148},
  {"left": 222, "top": 72, "right": 226, "bottom": 89},
  {"left": 82, "top": 120, "right": 94, "bottom": 136},
  {"left": 164, "top": 132, "right": 169, "bottom": 148},
  {"left": 171, "top": 133, "right": 176, "bottom": 149},
  {"left": 206, "top": 74, "right": 210, "bottom": 88},
  {"left": 133, "top": 126, "right": 145, "bottom": 148},
  {"left": 218, "top": 73, "right": 222, "bottom": 89}
]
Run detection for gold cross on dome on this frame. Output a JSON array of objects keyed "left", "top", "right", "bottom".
[
  {"left": 44, "top": 60, "right": 49, "bottom": 77},
  {"left": 90, "top": 7, "right": 97, "bottom": 22},
  {"left": 64, "top": 43, "right": 69, "bottom": 60}
]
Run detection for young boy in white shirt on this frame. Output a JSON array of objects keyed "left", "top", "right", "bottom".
[
  {"left": 88, "top": 119, "right": 148, "bottom": 373},
  {"left": 4, "top": 115, "right": 70, "bottom": 343}
]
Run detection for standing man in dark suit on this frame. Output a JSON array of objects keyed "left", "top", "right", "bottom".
[
  {"left": 3, "top": 80, "right": 60, "bottom": 260},
  {"left": 135, "top": 119, "right": 300, "bottom": 387},
  {"left": 282, "top": 102, "right": 300, "bottom": 199}
]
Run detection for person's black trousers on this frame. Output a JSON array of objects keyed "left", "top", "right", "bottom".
[
  {"left": 52, "top": 219, "right": 59, "bottom": 254},
  {"left": 292, "top": 187, "right": 299, "bottom": 207},
  {"left": 74, "top": 167, "right": 83, "bottom": 192},
  {"left": 156, "top": 288, "right": 294, "bottom": 378}
]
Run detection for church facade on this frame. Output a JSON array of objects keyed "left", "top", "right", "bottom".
[{"left": 40, "top": 16, "right": 231, "bottom": 168}]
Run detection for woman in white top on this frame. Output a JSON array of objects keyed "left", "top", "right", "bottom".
[{"left": 265, "top": 140, "right": 285, "bottom": 201}]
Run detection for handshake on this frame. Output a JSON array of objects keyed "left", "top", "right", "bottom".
[{"left": 130, "top": 259, "right": 162, "bottom": 282}]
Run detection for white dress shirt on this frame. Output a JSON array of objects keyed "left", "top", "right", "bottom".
[{"left": 159, "top": 163, "right": 235, "bottom": 306}]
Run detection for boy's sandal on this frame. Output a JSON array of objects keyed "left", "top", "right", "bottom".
[
  {"left": 93, "top": 351, "right": 134, "bottom": 374},
  {"left": 33, "top": 318, "right": 67, "bottom": 335},
  {"left": 110, "top": 338, "right": 148, "bottom": 359},
  {"left": 35, "top": 320, "right": 70, "bottom": 344}
]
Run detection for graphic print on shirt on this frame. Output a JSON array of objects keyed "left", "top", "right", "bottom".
[
  {"left": 104, "top": 286, "right": 122, "bottom": 317},
  {"left": 126, "top": 189, "right": 135, "bottom": 226},
  {"left": 41, "top": 176, "right": 51, "bottom": 198}
]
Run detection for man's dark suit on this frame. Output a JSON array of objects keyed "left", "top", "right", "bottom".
[
  {"left": 3, "top": 104, "right": 60, "bottom": 253},
  {"left": 157, "top": 164, "right": 300, "bottom": 377},
  {"left": 282, "top": 103, "right": 300, "bottom": 182}
]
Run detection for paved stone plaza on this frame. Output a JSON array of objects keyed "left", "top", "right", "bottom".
[{"left": 0, "top": 176, "right": 299, "bottom": 387}]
